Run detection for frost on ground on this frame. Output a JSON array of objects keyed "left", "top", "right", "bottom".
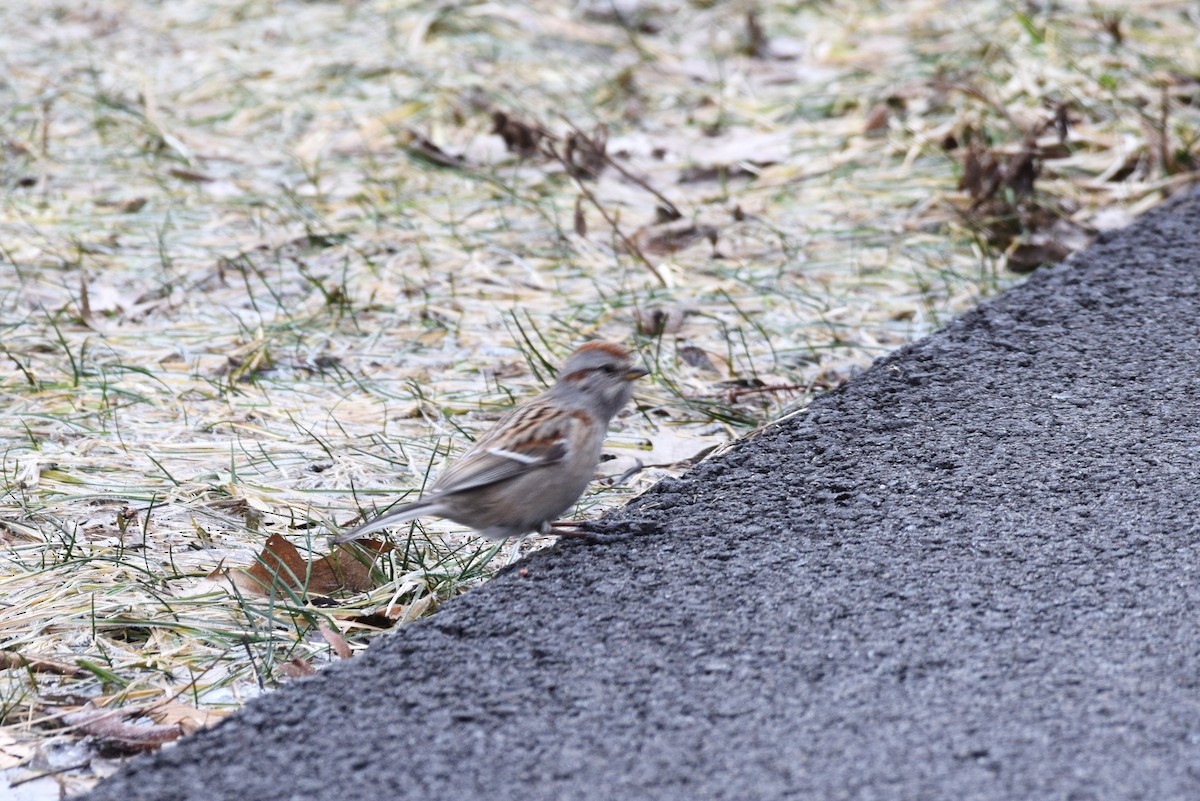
[{"left": 0, "top": 0, "right": 1196, "bottom": 793}]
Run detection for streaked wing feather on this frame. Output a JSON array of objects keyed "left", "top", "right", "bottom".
[
  {"left": 431, "top": 441, "right": 567, "bottom": 493},
  {"left": 430, "top": 401, "right": 573, "bottom": 495}
]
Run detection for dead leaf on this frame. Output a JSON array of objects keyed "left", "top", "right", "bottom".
[
  {"left": 311, "top": 539, "right": 393, "bottom": 595},
  {"left": 491, "top": 110, "right": 549, "bottom": 156},
  {"left": 318, "top": 623, "right": 353, "bottom": 659},
  {"left": 1006, "top": 238, "right": 1070, "bottom": 273},
  {"left": 864, "top": 102, "right": 891, "bottom": 133},
  {"left": 145, "top": 700, "right": 227, "bottom": 736},
  {"left": 206, "top": 535, "right": 391, "bottom": 600},
  {"left": 277, "top": 658, "right": 317, "bottom": 679},
  {"left": 562, "top": 124, "right": 608, "bottom": 179},
  {"left": 166, "top": 167, "right": 213, "bottom": 183},
  {"left": 633, "top": 304, "right": 690, "bottom": 336},
  {"left": 960, "top": 122, "right": 1048, "bottom": 209},
  {"left": 339, "top": 593, "right": 435, "bottom": 630},
  {"left": 742, "top": 7, "right": 768, "bottom": 58},
  {"left": 340, "top": 612, "right": 398, "bottom": 629},
  {"left": 405, "top": 130, "right": 465, "bottom": 168},
  {"left": 1007, "top": 218, "right": 1091, "bottom": 272},
  {"left": 63, "top": 707, "right": 182, "bottom": 749},
  {"left": 573, "top": 195, "right": 587, "bottom": 237},
  {"left": 215, "top": 337, "right": 275, "bottom": 382},
  {"left": 633, "top": 220, "right": 720, "bottom": 256},
  {"left": 210, "top": 534, "right": 309, "bottom": 598},
  {"left": 677, "top": 346, "right": 729, "bottom": 376}
]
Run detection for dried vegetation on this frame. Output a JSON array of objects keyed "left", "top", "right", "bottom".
[{"left": 1, "top": 0, "right": 1197, "bottom": 792}]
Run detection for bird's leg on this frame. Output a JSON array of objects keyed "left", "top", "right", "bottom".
[
  {"left": 549, "top": 520, "right": 624, "bottom": 543},
  {"left": 552, "top": 528, "right": 595, "bottom": 539},
  {"left": 548, "top": 519, "right": 590, "bottom": 538}
]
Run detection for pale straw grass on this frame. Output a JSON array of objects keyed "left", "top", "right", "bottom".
[{"left": 1, "top": 0, "right": 1196, "bottom": 792}]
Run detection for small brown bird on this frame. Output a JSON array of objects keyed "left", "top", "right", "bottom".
[{"left": 334, "top": 342, "right": 647, "bottom": 544}]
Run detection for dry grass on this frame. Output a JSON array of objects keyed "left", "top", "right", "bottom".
[{"left": 1, "top": 0, "right": 1197, "bottom": 793}]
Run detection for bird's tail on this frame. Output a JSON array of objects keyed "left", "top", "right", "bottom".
[{"left": 332, "top": 501, "right": 429, "bottom": 544}]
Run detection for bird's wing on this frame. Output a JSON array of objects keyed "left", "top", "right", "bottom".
[{"left": 430, "top": 401, "right": 576, "bottom": 495}]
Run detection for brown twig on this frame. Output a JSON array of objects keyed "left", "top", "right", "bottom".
[
  {"left": 8, "top": 762, "right": 92, "bottom": 788},
  {"left": 544, "top": 140, "right": 667, "bottom": 287},
  {"left": 557, "top": 115, "right": 682, "bottom": 220},
  {"left": 0, "top": 652, "right": 88, "bottom": 678}
]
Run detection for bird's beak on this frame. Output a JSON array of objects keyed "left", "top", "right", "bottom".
[{"left": 625, "top": 366, "right": 650, "bottom": 381}]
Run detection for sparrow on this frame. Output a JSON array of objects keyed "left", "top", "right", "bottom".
[{"left": 334, "top": 342, "right": 647, "bottom": 543}]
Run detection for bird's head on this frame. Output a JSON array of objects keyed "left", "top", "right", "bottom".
[{"left": 554, "top": 342, "right": 648, "bottom": 421}]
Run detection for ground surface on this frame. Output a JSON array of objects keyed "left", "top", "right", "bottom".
[
  {"left": 8, "top": 3, "right": 1200, "bottom": 790},
  {"left": 81, "top": 188, "right": 1200, "bottom": 798}
]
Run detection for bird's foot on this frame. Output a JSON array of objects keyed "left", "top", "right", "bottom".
[{"left": 548, "top": 520, "right": 632, "bottom": 544}]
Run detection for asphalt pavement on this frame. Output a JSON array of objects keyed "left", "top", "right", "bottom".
[{"left": 86, "top": 190, "right": 1200, "bottom": 801}]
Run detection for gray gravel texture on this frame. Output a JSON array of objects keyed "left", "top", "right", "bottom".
[{"left": 86, "top": 191, "right": 1200, "bottom": 801}]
